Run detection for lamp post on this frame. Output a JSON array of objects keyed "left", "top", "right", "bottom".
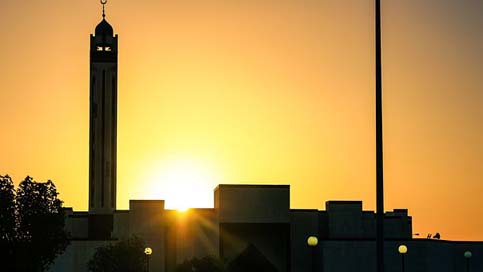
[
  {"left": 144, "top": 247, "right": 152, "bottom": 272},
  {"left": 464, "top": 251, "right": 472, "bottom": 272},
  {"left": 375, "top": 0, "right": 385, "bottom": 271},
  {"left": 307, "top": 236, "right": 318, "bottom": 272},
  {"left": 398, "top": 245, "right": 408, "bottom": 272}
]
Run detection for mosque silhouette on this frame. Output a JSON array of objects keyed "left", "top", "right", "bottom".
[{"left": 49, "top": 2, "right": 482, "bottom": 272}]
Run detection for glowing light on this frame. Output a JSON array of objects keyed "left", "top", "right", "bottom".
[
  {"left": 398, "top": 245, "right": 408, "bottom": 254},
  {"left": 143, "top": 157, "right": 218, "bottom": 210},
  {"left": 307, "top": 236, "right": 318, "bottom": 247}
]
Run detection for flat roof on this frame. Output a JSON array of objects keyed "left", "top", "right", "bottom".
[
  {"left": 326, "top": 200, "right": 363, "bottom": 204},
  {"left": 129, "top": 199, "right": 165, "bottom": 202},
  {"left": 214, "top": 184, "right": 290, "bottom": 191}
]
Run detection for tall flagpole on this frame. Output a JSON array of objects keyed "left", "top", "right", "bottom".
[{"left": 375, "top": 0, "right": 385, "bottom": 272}]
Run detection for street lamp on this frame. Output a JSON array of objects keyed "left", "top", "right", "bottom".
[
  {"left": 307, "top": 236, "right": 318, "bottom": 272},
  {"left": 398, "top": 245, "right": 408, "bottom": 272},
  {"left": 144, "top": 247, "right": 152, "bottom": 272},
  {"left": 464, "top": 251, "right": 472, "bottom": 272}
]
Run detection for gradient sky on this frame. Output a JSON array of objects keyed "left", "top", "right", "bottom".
[{"left": 1, "top": 0, "right": 482, "bottom": 241}]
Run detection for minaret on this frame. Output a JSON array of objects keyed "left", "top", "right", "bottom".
[{"left": 89, "top": 0, "right": 118, "bottom": 215}]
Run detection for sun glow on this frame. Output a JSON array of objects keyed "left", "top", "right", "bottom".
[{"left": 143, "top": 157, "right": 219, "bottom": 211}]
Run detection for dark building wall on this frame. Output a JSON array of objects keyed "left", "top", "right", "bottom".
[
  {"left": 324, "top": 201, "right": 412, "bottom": 240},
  {"left": 326, "top": 201, "right": 363, "bottom": 239},
  {"left": 216, "top": 185, "right": 290, "bottom": 223},
  {"left": 88, "top": 214, "right": 113, "bottom": 239},
  {"left": 290, "top": 210, "right": 319, "bottom": 272},
  {"left": 55, "top": 186, "right": 482, "bottom": 272},
  {"left": 128, "top": 200, "right": 166, "bottom": 272},
  {"left": 320, "top": 240, "right": 483, "bottom": 272},
  {"left": 220, "top": 223, "right": 290, "bottom": 272}
]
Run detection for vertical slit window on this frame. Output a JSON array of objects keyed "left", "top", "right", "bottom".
[
  {"left": 101, "top": 70, "right": 106, "bottom": 208},
  {"left": 111, "top": 75, "right": 117, "bottom": 209},
  {"left": 89, "top": 76, "right": 96, "bottom": 207}
]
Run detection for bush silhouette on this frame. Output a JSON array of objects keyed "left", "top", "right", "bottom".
[{"left": 88, "top": 236, "right": 147, "bottom": 272}]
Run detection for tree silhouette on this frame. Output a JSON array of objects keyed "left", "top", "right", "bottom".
[
  {"left": 176, "top": 255, "right": 225, "bottom": 272},
  {"left": 0, "top": 175, "right": 69, "bottom": 271},
  {"left": 0, "top": 175, "right": 16, "bottom": 240},
  {"left": 0, "top": 175, "right": 17, "bottom": 270},
  {"left": 88, "top": 236, "right": 147, "bottom": 272}
]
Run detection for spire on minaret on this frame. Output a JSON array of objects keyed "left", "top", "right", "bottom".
[
  {"left": 101, "top": 0, "right": 107, "bottom": 19},
  {"left": 95, "top": 0, "right": 114, "bottom": 37}
]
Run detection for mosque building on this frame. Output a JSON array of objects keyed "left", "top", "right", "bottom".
[{"left": 49, "top": 2, "right": 482, "bottom": 272}]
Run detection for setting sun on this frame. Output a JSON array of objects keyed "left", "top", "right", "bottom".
[{"left": 142, "top": 157, "right": 219, "bottom": 210}]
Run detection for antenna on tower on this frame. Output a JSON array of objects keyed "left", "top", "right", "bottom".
[{"left": 101, "top": 0, "right": 107, "bottom": 19}]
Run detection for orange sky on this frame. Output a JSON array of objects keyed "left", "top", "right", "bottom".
[{"left": 1, "top": 0, "right": 482, "bottom": 241}]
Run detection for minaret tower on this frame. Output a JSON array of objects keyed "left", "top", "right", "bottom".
[{"left": 89, "top": 0, "right": 118, "bottom": 215}]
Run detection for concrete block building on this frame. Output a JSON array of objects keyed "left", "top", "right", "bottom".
[{"left": 51, "top": 184, "right": 482, "bottom": 272}]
